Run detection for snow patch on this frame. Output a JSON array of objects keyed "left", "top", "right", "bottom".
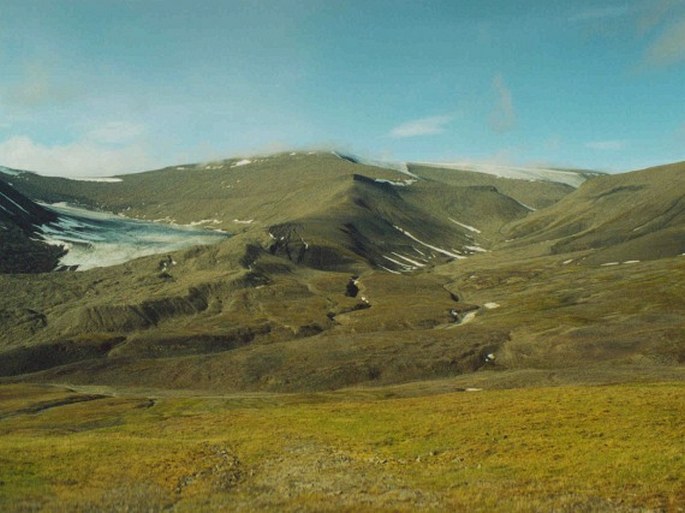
[
  {"left": 623, "top": 260, "right": 640, "bottom": 264},
  {"left": 600, "top": 262, "right": 620, "bottom": 267},
  {"left": 233, "top": 219, "right": 254, "bottom": 224},
  {"left": 562, "top": 259, "right": 574, "bottom": 265},
  {"left": 189, "top": 219, "right": 222, "bottom": 226},
  {"left": 0, "top": 191, "right": 30, "bottom": 215},
  {"left": 383, "top": 255, "right": 415, "bottom": 271},
  {"left": 231, "top": 159, "right": 252, "bottom": 168},
  {"left": 390, "top": 252, "right": 426, "bottom": 268},
  {"left": 411, "top": 161, "right": 593, "bottom": 188},
  {"left": 374, "top": 178, "right": 417, "bottom": 187},
  {"left": 448, "top": 218, "right": 481, "bottom": 234},
  {"left": 39, "top": 204, "right": 230, "bottom": 271},
  {"left": 484, "top": 302, "right": 500, "bottom": 310},
  {"left": 0, "top": 166, "right": 25, "bottom": 176},
  {"left": 459, "top": 311, "right": 478, "bottom": 325},
  {"left": 64, "top": 177, "right": 123, "bottom": 183},
  {"left": 378, "top": 265, "right": 402, "bottom": 275},
  {"left": 393, "top": 225, "right": 466, "bottom": 260},
  {"left": 512, "top": 198, "right": 536, "bottom": 211}
]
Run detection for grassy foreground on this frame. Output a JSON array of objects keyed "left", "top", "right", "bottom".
[{"left": 0, "top": 382, "right": 683, "bottom": 512}]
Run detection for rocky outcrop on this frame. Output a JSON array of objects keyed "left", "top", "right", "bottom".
[
  {"left": 267, "top": 223, "right": 358, "bottom": 271},
  {"left": 0, "top": 178, "right": 58, "bottom": 232},
  {"left": 0, "top": 337, "right": 125, "bottom": 376},
  {"left": 0, "top": 179, "right": 66, "bottom": 273},
  {"left": 76, "top": 287, "right": 209, "bottom": 333},
  {"left": 114, "top": 325, "right": 275, "bottom": 359}
]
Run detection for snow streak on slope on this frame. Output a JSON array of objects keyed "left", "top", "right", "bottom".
[
  {"left": 374, "top": 178, "right": 417, "bottom": 186},
  {"left": 64, "top": 177, "right": 123, "bottom": 183},
  {"left": 448, "top": 218, "right": 482, "bottom": 234},
  {"left": 393, "top": 225, "right": 466, "bottom": 259},
  {"left": 0, "top": 191, "right": 30, "bottom": 215}
]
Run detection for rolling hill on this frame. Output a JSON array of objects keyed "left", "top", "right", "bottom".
[
  {"left": 501, "top": 160, "right": 685, "bottom": 264},
  {"left": 0, "top": 154, "right": 682, "bottom": 394}
]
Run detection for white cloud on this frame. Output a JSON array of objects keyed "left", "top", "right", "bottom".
[
  {"left": 388, "top": 115, "right": 453, "bottom": 138},
  {"left": 585, "top": 140, "right": 627, "bottom": 151},
  {"left": 488, "top": 74, "right": 516, "bottom": 133},
  {"left": 0, "top": 135, "right": 154, "bottom": 177}
]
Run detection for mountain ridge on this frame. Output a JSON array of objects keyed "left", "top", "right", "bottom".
[{"left": 0, "top": 154, "right": 682, "bottom": 394}]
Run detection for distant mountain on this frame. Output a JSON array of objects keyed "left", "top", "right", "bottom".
[
  {"left": 1, "top": 152, "right": 571, "bottom": 274},
  {"left": 0, "top": 154, "right": 681, "bottom": 392},
  {"left": 409, "top": 161, "right": 604, "bottom": 188}
]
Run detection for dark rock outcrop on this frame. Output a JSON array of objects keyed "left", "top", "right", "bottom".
[{"left": 0, "top": 179, "right": 66, "bottom": 273}]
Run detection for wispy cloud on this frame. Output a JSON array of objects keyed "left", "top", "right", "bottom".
[
  {"left": 643, "top": 17, "right": 685, "bottom": 67},
  {"left": 675, "top": 123, "right": 685, "bottom": 143},
  {"left": 84, "top": 121, "right": 147, "bottom": 145},
  {"left": 388, "top": 115, "right": 453, "bottom": 138},
  {"left": 488, "top": 74, "right": 516, "bottom": 133},
  {"left": 0, "top": 135, "right": 154, "bottom": 176},
  {"left": 0, "top": 61, "right": 78, "bottom": 109},
  {"left": 570, "top": 5, "right": 637, "bottom": 22},
  {"left": 585, "top": 140, "right": 627, "bottom": 151},
  {"left": 638, "top": 0, "right": 684, "bottom": 34},
  {"left": 568, "top": 1, "right": 685, "bottom": 70},
  {"left": 636, "top": 0, "right": 685, "bottom": 68}
]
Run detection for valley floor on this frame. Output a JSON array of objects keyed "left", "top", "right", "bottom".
[{"left": 0, "top": 381, "right": 683, "bottom": 512}]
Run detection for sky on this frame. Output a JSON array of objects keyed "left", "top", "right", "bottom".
[{"left": 0, "top": 0, "right": 684, "bottom": 177}]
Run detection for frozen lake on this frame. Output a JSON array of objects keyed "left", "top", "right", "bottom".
[{"left": 40, "top": 204, "right": 231, "bottom": 270}]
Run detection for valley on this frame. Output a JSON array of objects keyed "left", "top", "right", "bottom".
[{"left": 0, "top": 153, "right": 683, "bottom": 512}]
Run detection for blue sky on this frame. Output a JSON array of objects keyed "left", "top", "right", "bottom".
[{"left": 0, "top": 0, "right": 684, "bottom": 176}]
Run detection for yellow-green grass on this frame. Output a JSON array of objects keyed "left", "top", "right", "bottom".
[{"left": 0, "top": 382, "right": 683, "bottom": 512}]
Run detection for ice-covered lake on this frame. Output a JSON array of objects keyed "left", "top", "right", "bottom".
[{"left": 40, "top": 204, "right": 231, "bottom": 270}]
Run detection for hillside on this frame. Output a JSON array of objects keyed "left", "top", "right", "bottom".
[
  {"left": 1, "top": 152, "right": 561, "bottom": 272},
  {"left": 1, "top": 382, "right": 682, "bottom": 513},
  {"left": 407, "top": 163, "right": 581, "bottom": 210},
  {"left": 0, "top": 153, "right": 683, "bottom": 513},
  {"left": 0, "top": 179, "right": 66, "bottom": 273},
  {"left": 0, "top": 155, "right": 682, "bottom": 394},
  {"left": 501, "top": 161, "right": 685, "bottom": 264}
]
